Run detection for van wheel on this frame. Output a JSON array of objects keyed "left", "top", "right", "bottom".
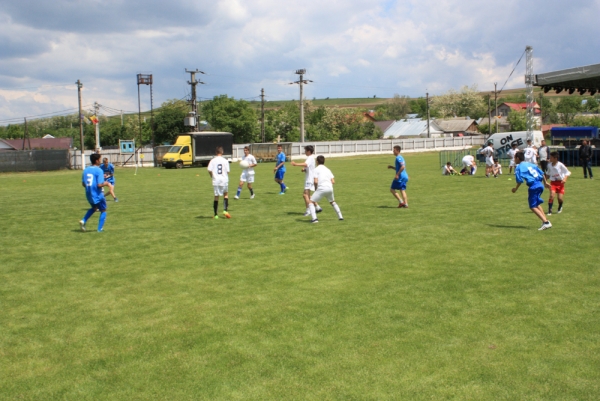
[{"left": 175, "top": 162, "right": 183, "bottom": 169}]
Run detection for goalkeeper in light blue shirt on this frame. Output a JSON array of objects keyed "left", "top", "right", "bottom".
[
  {"left": 100, "top": 157, "right": 118, "bottom": 202},
  {"left": 80, "top": 153, "right": 111, "bottom": 232},
  {"left": 512, "top": 151, "right": 552, "bottom": 231}
]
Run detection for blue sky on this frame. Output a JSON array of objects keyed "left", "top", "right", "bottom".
[{"left": 0, "top": 0, "right": 599, "bottom": 123}]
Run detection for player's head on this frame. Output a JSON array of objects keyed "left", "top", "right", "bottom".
[
  {"left": 215, "top": 146, "right": 223, "bottom": 155},
  {"left": 304, "top": 145, "right": 314, "bottom": 155},
  {"left": 277, "top": 144, "right": 282, "bottom": 153},
  {"left": 493, "top": 158, "right": 498, "bottom": 163},
  {"left": 514, "top": 151, "right": 525, "bottom": 164},
  {"left": 550, "top": 151, "right": 559, "bottom": 162},
  {"left": 243, "top": 146, "right": 250, "bottom": 156},
  {"left": 582, "top": 139, "right": 587, "bottom": 145},
  {"left": 316, "top": 155, "right": 325, "bottom": 165},
  {"left": 541, "top": 140, "right": 546, "bottom": 146},
  {"left": 393, "top": 145, "right": 401, "bottom": 155},
  {"left": 90, "top": 153, "right": 102, "bottom": 165},
  {"left": 102, "top": 157, "right": 109, "bottom": 165},
  {"left": 527, "top": 139, "right": 532, "bottom": 145},
  {"left": 512, "top": 143, "right": 518, "bottom": 148},
  {"left": 446, "top": 162, "right": 452, "bottom": 166},
  {"left": 487, "top": 141, "right": 493, "bottom": 147}
]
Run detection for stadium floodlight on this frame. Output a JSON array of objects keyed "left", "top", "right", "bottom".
[
  {"left": 568, "top": 87, "right": 575, "bottom": 94},
  {"left": 577, "top": 88, "right": 587, "bottom": 95},
  {"left": 555, "top": 87, "right": 563, "bottom": 94},
  {"left": 543, "top": 86, "right": 551, "bottom": 93},
  {"left": 590, "top": 89, "right": 597, "bottom": 96}
]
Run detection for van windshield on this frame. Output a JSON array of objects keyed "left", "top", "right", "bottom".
[{"left": 168, "top": 146, "right": 181, "bottom": 153}]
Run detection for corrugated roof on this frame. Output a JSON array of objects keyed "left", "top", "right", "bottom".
[
  {"left": 4, "top": 137, "right": 73, "bottom": 150},
  {"left": 436, "top": 119, "right": 477, "bottom": 132},
  {"left": 374, "top": 120, "right": 395, "bottom": 133},
  {"left": 383, "top": 120, "right": 444, "bottom": 138}
]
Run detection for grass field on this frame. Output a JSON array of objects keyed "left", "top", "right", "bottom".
[{"left": 1, "top": 152, "right": 599, "bottom": 400}]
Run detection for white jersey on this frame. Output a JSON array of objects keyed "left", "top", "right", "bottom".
[
  {"left": 524, "top": 146, "right": 537, "bottom": 163},
  {"left": 207, "top": 156, "right": 230, "bottom": 185},
  {"left": 507, "top": 149, "right": 517, "bottom": 161},
  {"left": 462, "top": 155, "right": 474, "bottom": 166},
  {"left": 241, "top": 154, "right": 257, "bottom": 174},
  {"left": 546, "top": 162, "right": 571, "bottom": 181},
  {"left": 481, "top": 146, "right": 494, "bottom": 158},
  {"left": 314, "top": 164, "right": 334, "bottom": 190},
  {"left": 305, "top": 155, "right": 316, "bottom": 182}
]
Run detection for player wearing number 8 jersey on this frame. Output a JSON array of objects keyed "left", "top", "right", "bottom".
[
  {"left": 79, "top": 153, "right": 111, "bottom": 232},
  {"left": 207, "top": 147, "right": 231, "bottom": 219},
  {"left": 512, "top": 151, "right": 552, "bottom": 230}
]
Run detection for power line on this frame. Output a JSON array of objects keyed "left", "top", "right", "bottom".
[
  {"left": 0, "top": 83, "right": 75, "bottom": 91},
  {"left": 497, "top": 49, "right": 527, "bottom": 95}
]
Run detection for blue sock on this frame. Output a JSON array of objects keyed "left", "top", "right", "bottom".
[
  {"left": 82, "top": 208, "right": 95, "bottom": 223},
  {"left": 98, "top": 212, "right": 107, "bottom": 231},
  {"left": 236, "top": 187, "right": 242, "bottom": 197},
  {"left": 280, "top": 183, "right": 285, "bottom": 192}
]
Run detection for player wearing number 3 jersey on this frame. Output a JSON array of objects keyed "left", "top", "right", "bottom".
[
  {"left": 79, "top": 153, "right": 111, "bottom": 232},
  {"left": 207, "top": 146, "right": 231, "bottom": 219},
  {"left": 512, "top": 151, "right": 552, "bottom": 230}
]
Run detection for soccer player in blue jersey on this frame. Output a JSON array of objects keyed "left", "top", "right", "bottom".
[
  {"left": 80, "top": 153, "right": 111, "bottom": 232},
  {"left": 388, "top": 145, "right": 409, "bottom": 208},
  {"left": 512, "top": 151, "right": 552, "bottom": 230},
  {"left": 100, "top": 157, "right": 118, "bottom": 202},
  {"left": 273, "top": 144, "right": 288, "bottom": 195}
]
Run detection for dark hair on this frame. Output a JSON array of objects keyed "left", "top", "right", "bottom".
[
  {"left": 446, "top": 161, "right": 451, "bottom": 165},
  {"left": 277, "top": 144, "right": 282, "bottom": 147},
  {"left": 216, "top": 146, "right": 223, "bottom": 155},
  {"left": 244, "top": 146, "right": 250, "bottom": 151},
  {"left": 512, "top": 143, "right": 517, "bottom": 147},
  {"left": 304, "top": 145, "right": 314, "bottom": 154},
  {"left": 316, "top": 155, "right": 325, "bottom": 165},
  {"left": 515, "top": 151, "right": 525, "bottom": 162},
  {"left": 393, "top": 145, "right": 401, "bottom": 152},
  {"left": 90, "top": 153, "right": 101, "bottom": 164},
  {"left": 493, "top": 158, "right": 498, "bottom": 163},
  {"left": 550, "top": 151, "right": 559, "bottom": 159}
]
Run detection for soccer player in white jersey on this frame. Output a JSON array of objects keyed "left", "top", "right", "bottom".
[
  {"left": 207, "top": 147, "right": 231, "bottom": 219},
  {"left": 492, "top": 158, "right": 503, "bottom": 176},
  {"left": 480, "top": 142, "right": 495, "bottom": 177},
  {"left": 461, "top": 154, "right": 477, "bottom": 175},
  {"left": 545, "top": 151, "right": 571, "bottom": 215},
  {"left": 291, "top": 145, "right": 322, "bottom": 216},
  {"left": 507, "top": 143, "right": 518, "bottom": 174},
  {"left": 524, "top": 139, "right": 538, "bottom": 164},
  {"left": 307, "top": 156, "right": 343, "bottom": 223},
  {"left": 234, "top": 146, "right": 257, "bottom": 200}
]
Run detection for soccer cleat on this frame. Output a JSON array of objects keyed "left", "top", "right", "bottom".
[
  {"left": 303, "top": 211, "right": 311, "bottom": 217},
  {"left": 250, "top": 194, "right": 255, "bottom": 199},
  {"left": 339, "top": 218, "right": 344, "bottom": 221},
  {"left": 79, "top": 220, "right": 86, "bottom": 232},
  {"left": 283, "top": 187, "right": 288, "bottom": 193},
  {"left": 114, "top": 198, "right": 119, "bottom": 202},
  {"left": 557, "top": 207, "right": 563, "bottom": 214},
  {"left": 316, "top": 208, "right": 323, "bottom": 213},
  {"left": 538, "top": 221, "right": 552, "bottom": 231},
  {"left": 311, "top": 219, "right": 319, "bottom": 224},
  {"left": 279, "top": 192, "right": 285, "bottom": 195},
  {"left": 234, "top": 195, "right": 239, "bottom": 200},
  {"left": 223, "top": 211, "right": 231, "bottom": 219},
  {"left": 97, "top": 229, "right": 104, "bottom": 233},
  {"left": 214, "top": 215, "right": 219, "bottom": 219},
  {"left": 547, "top": 212, "right": 552, "bottom": 216},
  {"left": 401, "top": 204, "right": 408, "bottom": 208}
]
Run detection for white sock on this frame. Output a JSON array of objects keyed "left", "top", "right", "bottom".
[
  {"left": 332, "top": 202, "right": 342, "bottom": 219},
  {"left": 309, "top": 203, "right": 317, "bottom": 220}
]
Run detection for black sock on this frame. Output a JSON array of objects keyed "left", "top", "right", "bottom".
[
  {"left": 213, "top": 201, "right": 218, "bottom": 216},
  {"left": 224, "top": 198, "right": 228, "bottom": 211},
  {"left": 558, "top": 202, "right": 563, "bottom": 210},
  {"left": 249, "top": 188, "right": 254, "bottom": 195}
]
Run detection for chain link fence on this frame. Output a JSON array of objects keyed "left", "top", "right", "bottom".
[{"left": 0, "top": 150, "right": 69, "bottom": 172}]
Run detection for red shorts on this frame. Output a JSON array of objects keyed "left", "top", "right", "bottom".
[{"left": 551, "top": 181, "right": 565, "bottom": 195}]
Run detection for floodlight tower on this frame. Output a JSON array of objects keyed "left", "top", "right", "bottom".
[{"left": 525, "top": 46, "right": 535, "bottom": 139}]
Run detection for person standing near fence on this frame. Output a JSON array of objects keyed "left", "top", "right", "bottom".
[
  {"left": 538, "top": 140, "right": 550, "bottom": 173},
  {"left": 100, "top": 157, "right": 118, "bottom": 202},
  {"left": 507, "top": 143, "right": 518, "bottom": 175},
  {"left": 235, "top": 146, "right": 257, "bottom": 200},
  {"left": 579, "top": 140, "right": 594, "bottom": 179},
  {"left": 273, "top": 144, "right": 288, "bottom": 195},
  {"left": 80, "top": 153, "right": 111, "bottom": 232}
]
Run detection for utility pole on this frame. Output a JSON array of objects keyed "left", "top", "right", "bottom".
[
  {"left": 291, "top": 69, "right": 312, "bottom": 142},
  {"left": 494, "top": 82, "right": 498, "bottom": 134},
  {"left": 23, "top": 118, "right": 31, "bottom": 150},
  {"left": 525, "top": 45, "right": 534, "bottom": 138},
  {"left": 185, "top": 69, "right": 205, "bottom": 131},
  {"left": 260, "top": 88, "right": 265, "bottom": 143},
  {"left": 488, "top": 95, "right": 492, "bottom": 137},
  {"left": 121, "top": 110, "right": 123, "bottom": 127},
  {"left": 76, "top": 79, "right": 85, "bottom": 169},
  {"left": 94, "top": 101, "right": 100, "bottom": 151},
  {"left": 426, "top": 91, "right": 431, "bottom": 138}
]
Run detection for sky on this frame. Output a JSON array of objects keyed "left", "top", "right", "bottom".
[{"left": 1, "top": 0, "right": 599, "bottom": 124}]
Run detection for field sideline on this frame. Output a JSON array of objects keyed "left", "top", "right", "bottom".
[{"left": 1, "top": 152, "right": 599, "bottom": 400}]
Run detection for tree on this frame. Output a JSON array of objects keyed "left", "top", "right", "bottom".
[
  {"left": 431, "top": 85, "right": 486, "bottom": 119},
  {"left": 387, "top": 94, "right": 411, "bottom": 120},
  {"left": 582, "top": 96, "right": 599, "bottom": 113},
  {"left": 154, "top": 99, "right": 188, "bottom": 145},
  {"left": 201, "top": 95, "right": 259, "bottom": 143},
  {"left": 556, "top": 96, "right": 582, "bottom": 125},
  {"left": 538, "top": 94, "right": 559, "bottom": 124},
  {"left": 507, "top": 110, "right": 527, "bottom": 131}
]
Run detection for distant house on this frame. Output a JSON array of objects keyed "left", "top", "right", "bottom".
[
  {"left": 373, "top": 120, "right": 395, "bottom": 134},
  {"left": 436, "top": 118, "right": 479, "bottom": 135},
  {"left": 362, "top": 111, "right": 376, "bottom": 122},
  {"left": 476, "top": 116, "right": 510, "bottom": 133},
  {"left": 495, "top": 102, "right": 541, "bottom": 117},
  {"left": 383, "top": 119, "right": 445, "bottom": 138},
  {"left": 0, "top": 139, "right": 18, "bottom": 152},
  {"left": 3, "top": 137, "right": 73, "bottom": 150}
]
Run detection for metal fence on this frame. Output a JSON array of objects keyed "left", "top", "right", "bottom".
[{"left": 0, "top": 149, "right": 69, "bottom": 172}]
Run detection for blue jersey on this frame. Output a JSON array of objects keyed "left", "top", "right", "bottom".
[
  {"left": 82, "top": 166, "right": 105, "bottom": 205},
  {"left": 100, "top": 163, "right": 115, "bottom": 184},
  {"left": 276, "top": 152, "right": 286, "bottom": 172},
  {"left": 395, "top": 155, "right": 409, "bottom": 181},
  {"left": 515, "top": 162, "right": 544, "bottom": 188}
]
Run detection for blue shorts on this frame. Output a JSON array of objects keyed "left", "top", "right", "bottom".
[
  {"left": 527, "top": 184, "right": 544, "bottom": 209},
  {"left": 107, "top": 178, "right": 115, "bottom": 186},
  {"left": 90, "top": 198, "right": 108, "bottom": 212},
  {"left": 275, "top": 170, "right": 285, "bottom": 181},
  {"left": 391, "top": 179, "right": 407, "bottom": 191}
]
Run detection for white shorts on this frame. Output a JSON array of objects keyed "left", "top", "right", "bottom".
[
  {"left": 240, "top": 171, "right": 255, "bottom": 183},
  {"left": 304, "top": 181, "right": 315, "bottom": 191},
  {"left": 311, "top": 187, "right": 334, "bottom": 203},
  {"left": 213, "top": 184, "right": 228, "bottom": 196},
  {"left": 509, "top": 160, "right": 516, "bottom": 167},
  {"left": 485, "top": 157, "right": 494, "bottom": 167}
]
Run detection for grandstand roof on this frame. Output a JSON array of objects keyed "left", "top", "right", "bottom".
[{"left": 535, "top": 63, "right": 600, "bottom": 93}]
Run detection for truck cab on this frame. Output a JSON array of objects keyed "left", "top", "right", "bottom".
[
  {"left": 162, "top": 132, "right": 234, "bottom": 169},
  {"left": 162, "top": 136, "right": 193, "bottom": 169}
]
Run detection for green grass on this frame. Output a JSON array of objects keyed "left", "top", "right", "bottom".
[{"left": 1, "top": 153, "right": 599, "bottom": 400}]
